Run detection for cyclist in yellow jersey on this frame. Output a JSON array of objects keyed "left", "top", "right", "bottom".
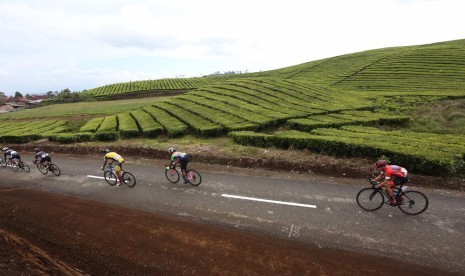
[{"left": 101, "top": 149, "right": 125, "bottom": 186}]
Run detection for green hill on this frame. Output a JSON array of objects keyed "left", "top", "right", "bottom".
[{"left": 2, "top": 39, "right": 465, "bottom": 177}]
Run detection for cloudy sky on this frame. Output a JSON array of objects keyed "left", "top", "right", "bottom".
[{"left": 0, "top": 0, "right": 464, "bottom": 96}]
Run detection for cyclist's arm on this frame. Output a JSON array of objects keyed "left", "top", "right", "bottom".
[
  {"left": 373, "top": 170, "right": 386, "bottom": 181},
  {"left": 102, "top": 157, "right": 109, "bottom": 169},
  {"left": 169, "top": 157, "right": 179, "bottom": 167}
]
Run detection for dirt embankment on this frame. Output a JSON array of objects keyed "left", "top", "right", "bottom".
[{"left": 0, "top": 188, "right": 456, "bottom": 276}]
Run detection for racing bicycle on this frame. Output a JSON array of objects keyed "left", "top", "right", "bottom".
[
  {"left": 356, "top": 177, "right": 429, "bottom": 215},
  {"left": 3, "top": 158, "right": 30, "bottom": 172},
  {"left": 36, "top": 160, "right": 61, "bottom": 176},
  {"left": 103, "top": 164, "right": 136, "bottom": 187},
  {"left": 165, "top": 164, "right": 201, "bottom": 186}
]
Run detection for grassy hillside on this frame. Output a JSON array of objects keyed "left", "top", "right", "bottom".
[{"left": 2, "top": 39, "right": 465, "bottom": 177}]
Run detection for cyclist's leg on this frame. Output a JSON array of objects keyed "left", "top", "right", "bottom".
[
  {"left": 16, "top": 155, "right": 22, "bottom": 165},
  {"left": 12, "top": 155, "right": 19, "bottom": 165},
  {"left": 43, "top": 156, "right": 51, "bottom": 167},
  {"left": 115, "top": 163, "right": 123, "bottom": 185},
  {"left": 395, "top": 177, "right": 409, "bottom": 203},
  {"left": 385, "top": 180, "right": 396, "bottom": 204},
  {"left": 181, "top": 159, "right": 189, "bottom": 183}
]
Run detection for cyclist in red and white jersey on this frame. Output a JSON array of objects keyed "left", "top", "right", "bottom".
[{"left": 373, "top": 160, "right": 408, "bottom": 205}]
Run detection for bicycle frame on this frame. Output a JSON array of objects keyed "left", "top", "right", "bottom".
[
  {"left": 368, "top": 177, "right": 406, "bottom": 204},
  {"left": 104, "top": 164, "right": 136, "bottom": 187},
  {"left": 165, "top": 164, "right": 201, "bottom": 186}
]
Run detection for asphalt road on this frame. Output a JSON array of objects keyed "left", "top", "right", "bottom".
[{"left": 1, "top": 153, "right": 464, "bottom": 273}]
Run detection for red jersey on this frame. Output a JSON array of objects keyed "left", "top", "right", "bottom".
[{"left": 383, "top": 165, "right": 408, "bottom": 179}]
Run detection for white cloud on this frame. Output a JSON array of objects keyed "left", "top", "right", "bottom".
[{"left": 0, "top": 0, "right": 464, "bottom": 95}]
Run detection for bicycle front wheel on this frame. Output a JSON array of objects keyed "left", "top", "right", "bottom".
[
  {"left": 20, "top": 161, "right": 30, "bottom": 172},
  {"left": 0, "top": 159, "right": 6, "bottom": 167},
  {"left": 187, "top": 170, "right": 202, "bottom": 186},
  {"left": 8, "top": 160, "right": 19, "bottom": 172},
  {"left": 37, "top": 163, "right": 48, "bottom": 174},
  {"left": 356, "top": 188, "right": 384, "bottom": 211},
  {"left": 165, "top": 169, "right": 180, "bottom": 183},
  {"left": 49, "top": 164, "right": 61, "bottom": 176},
  {"left": 123, "top": 172, "right": 136, "bottom": 187},
  {"left": 104, "top": 171, "right": 118, "bottom": 186},
  {"left": 398, "top": 191, "right": 429, "bottom": 215}
]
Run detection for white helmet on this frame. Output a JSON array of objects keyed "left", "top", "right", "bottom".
[
  {"left": 168, "top": 147, "right": 175, "bottom": 153},
  {"left": 2, "top": 147, "right": 9, "bottom": 151}
]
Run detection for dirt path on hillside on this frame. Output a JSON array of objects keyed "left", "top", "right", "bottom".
[{"left": 0, "top": 187, "right": 457, "bottom": 276}]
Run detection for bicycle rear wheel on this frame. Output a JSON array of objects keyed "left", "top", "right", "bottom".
[
  {"left": 104, "top": 171, "right": 118, "bottom": 186},
  {"left": 356, "top": 188, "right": 384, "bottom": 211},
  {"left": 0, "top": 158, "right": 6, "bottom": 167},
  {"left": 123, "top": 172, "right": 136, "bottom": 187},
  {"left": 187, "top": 170, "right": 202, "bottom": 186},
  {"left": 20, "top": 161, "right": 30, "bottom": 172},
  {"left": 398, "top": 191, "right": 429, "bottom": 215},
  {"left": 50, "top": 164, "right": 61, "bottom": 176},
  {"left": 165, "top": 169, "right": 180, "bottom": 183}
]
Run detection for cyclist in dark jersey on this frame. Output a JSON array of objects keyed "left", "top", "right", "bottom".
[
  {"left": 34, "top": 148, "right": 52, "bottom": 166},
  {"left": 3, "top": 147, "right": 21, "bottom": 165}
]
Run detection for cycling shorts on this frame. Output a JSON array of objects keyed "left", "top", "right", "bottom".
[
  {"left": 389, "top": 176, "right": 409, "bottom": 187},
  {"left": 40, "top": 156, "right": 51, "bottom": 163},
  {"left": 114, "top": 160, "right": 124, "bottom": 172},
  {"left": 180, "top": 156, "right": 189, "bottom": 171}
]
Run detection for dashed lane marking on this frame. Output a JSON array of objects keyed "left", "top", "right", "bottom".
[
  {"left": 87, "top": 175, "right": 105, "bottom": 180},
  {"left": 221, "top": 194, "right": 317, "bottom": 208}
]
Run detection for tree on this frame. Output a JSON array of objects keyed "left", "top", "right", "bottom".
[
  {"left": 0, "top": 92, "right": 5, "bottom": 105},
  {"left": 46, "top": 91, "right": 55, "bottom": 98},
  {"left": 14, "top": 91, "right": 23, "bottom": 98}
]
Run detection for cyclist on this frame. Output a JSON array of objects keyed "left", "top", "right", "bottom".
[
  {"left": 33, "top": 148, "right": 51, "bottom": 167},
  {"left": 373, "top": 160, "right": 408, "bottom": 205},
  {"left": 3, "top": 147, "right": 21, "bottom": 165},
  {"left": 167, "top": 147, "right": 190, "bottom": 184},
  {"left": 101, "top": 149, "right": 125, "bottom": 186}
]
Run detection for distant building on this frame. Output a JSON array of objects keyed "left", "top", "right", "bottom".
[
  {"left": 0, "top": 104, "right": 15, "bottom": 113},
  {"left": 2, "top": 99, "right": 43, "bottom": 112}
]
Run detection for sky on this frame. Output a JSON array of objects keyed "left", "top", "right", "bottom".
[{"left": 1, "top": 0, "right": 464, "bottom": 96}]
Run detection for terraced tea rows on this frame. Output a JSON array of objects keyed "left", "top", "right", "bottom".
[
  {"left": 0, "top": 120, "right": 68, "bottom": 143},
  {"left": 229, "top": 125, "right": 465, "bottom": 177}
]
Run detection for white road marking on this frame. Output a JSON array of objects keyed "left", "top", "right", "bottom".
[
  {"left": 221, "top": 194, "right": 317, "bottom": 208},
  {"left": 87, "top": 175, "right": 140, "bottom": 185},
  {"left": 87, "top": 175, "right": 105, "bottom": 180}
]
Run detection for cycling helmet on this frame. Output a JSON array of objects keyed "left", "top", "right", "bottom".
[
  {"left": 34, "top": 148, "right": 41, "bottom": 153},
  {"left": 2, "top": 147, "right": 9, "bottom": 151},
  {"left": 375, "top": 160, "right": 387, "bottom": 168},
  {"left": 168, "top": 147, "right": 175, "bottom": 153},
  {"left": 102, "top": 148, "right": 110, "bottom": 153}
]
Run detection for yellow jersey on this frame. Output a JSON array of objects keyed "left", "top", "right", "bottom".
[{"left": 104, "top": 152, "right": 124, "bottom": 163}]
